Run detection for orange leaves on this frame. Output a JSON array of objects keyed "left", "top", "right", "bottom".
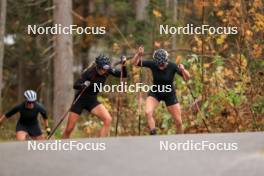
[
  {"left": 253, "top": 13, "right": 264, "bottom": 32},
  {"left": 245, "top": 30, "right": 253, "bottom": 40},
  {"left": 224, "top": 68, "right": 235, "bottom": 79},
  {"left": 213, "top": 0, "right": 222, "bottom": 7},
  {"left": 252, "top": 0, "right": 263, "bottom": 8},
  {"left": 222, "top": 18, "right": 227, "bottom": 23},
  {"left": 239, "top": 55, "right": 248, "bottom": 69},
  {"left": 227, "top": 116, "right": 236, "bottom": 124},
  {"left": 192, "top": 47, "right": 198, "bottom": 52},
  {"left": 252, "top": 44, "right": 263, "bottom": 58},
  {"left": 194, "top": 0, "right": 210, "bottom": 8},
  {"left": 193, "top": 36, "right": 203, "bottom": 52},
  {"left": 194, "top": 36, "right": 202, "bottom": 46},
  {"left": 204, "top": 63, "right": 210, "bottom": 68},
  {"left": 216, "top": 10, "right": 224, "bottom": 17},
  {"left": 216, "top": 34, "right": 227, "bottom": 45},
  {"left": 152, "top": 9, "right": 162, "bottom": 18},
  {"left": 175, "top": 55, "right": 182, "bottom": 64},
  {"left": 83, "top": 121, "right": 101, "bottom": 137}
]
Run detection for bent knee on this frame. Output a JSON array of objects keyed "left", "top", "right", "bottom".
[
  {"left": 145, "top": 109, "right": 153, "bottom": 117},
  {"left": 16, "top": 135, "right": 27, "bottom": 141},
  {"left": 103, "top": 115, "right": 112, "bottom": 126}
]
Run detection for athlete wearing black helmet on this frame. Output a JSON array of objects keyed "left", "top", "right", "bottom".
[
  {"left": 0, "top": 90, "right": 50, "bottom": 140},
  {"left": 132, "top": 46, "right": 190, "bottom": 135},
  {"left": 63, "top": 54, "right": 127, "bottom": 138}
]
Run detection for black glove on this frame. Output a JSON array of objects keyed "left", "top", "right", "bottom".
[{"left": 120, "top": 55, "right": 127, "bottom": 65}]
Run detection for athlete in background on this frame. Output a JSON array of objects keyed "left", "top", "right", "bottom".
[{"left": 0, "top": 90, "right": 50, "bottom": 140}]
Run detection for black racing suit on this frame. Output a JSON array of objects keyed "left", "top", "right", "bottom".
[
  {"left": 5, "top": 102, "right": 47, "bottom": 137},
  {"left": 70, "top": 65, "right": 127, "bottom": 114},
  {"left": 137, "top": 60, "right": 183, "bottom": 106}
]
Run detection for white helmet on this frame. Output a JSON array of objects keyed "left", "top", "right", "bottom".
[{"left": 24, "top": 90, "right": 37, "bottom": 102}]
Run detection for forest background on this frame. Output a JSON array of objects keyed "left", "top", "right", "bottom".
[{"left": 0, "top": 0, "right": 263, "bottom": 140}]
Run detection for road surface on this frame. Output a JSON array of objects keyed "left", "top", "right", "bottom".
[{"left": 0, "top": 132, "right": 263, "bottom": 176}]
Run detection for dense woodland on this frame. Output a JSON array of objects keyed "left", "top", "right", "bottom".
[{"left": 0, "top": 0, "right": 263, "bottom": 140}]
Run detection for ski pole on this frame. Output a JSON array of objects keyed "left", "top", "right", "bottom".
[
  {"left": 48, "top": 86, "right": 88, "bottom": 139},
  {"left": 179, "top": 65, "right": 210, "bottom": 132},
  {"left": 138, "top": 55, "right": 143, "bottom": 135},
  {"left": 115, "top": 55, "right": 126, "bottom": 136}
]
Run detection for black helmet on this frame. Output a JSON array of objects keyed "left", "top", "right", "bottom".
[
  {"left": 153, "top": 49, "right": 169, "bottom": 65},
  {"left": 95, "top": 55, "right": 111, "bottom": 70}
]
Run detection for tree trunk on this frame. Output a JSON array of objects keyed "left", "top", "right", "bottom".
[
  {"left": 172, "top": 0, "right": 178, "bottom": 59},
  {"left": 0, "top": 0, "right": 7, "bottom": 111},
  {"left": 45, "top": 58, "right": 53, "bottom": 115},
  {"left": 135, "top": 0, "right": 149, "bottom": 21},
  {"left": 81, "top": 0, "right": 94, "bottom": 69},
  {"left": 53, "top": 0, "right": 74, "bottom": 123},
  {"left": 18, "top": 59, "right": 24, "bottom": 102},
  {"left": 44, "top": 0, "right": 54, "bottom": 115},
  {"left": 165, "top": 0, "right": 170, "bottom": 9}
]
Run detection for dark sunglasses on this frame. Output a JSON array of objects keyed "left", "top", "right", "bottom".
[
  {"left": 26, "top": 101, "right": 35, "bottom": 104},
  {"left": 158, "top": 62, "right": 168, "bottom": 67},
  {"left": 99, "top": 65, "right": 110, "bottom": 70}
]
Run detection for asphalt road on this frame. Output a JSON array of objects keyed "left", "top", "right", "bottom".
[{"left": 0, "top": 132, "right": 264, "bottom": 176}]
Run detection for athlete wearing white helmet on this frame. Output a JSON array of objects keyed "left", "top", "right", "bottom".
[{"left": 0, "top": 90, "right": 50, "bottom": 141}]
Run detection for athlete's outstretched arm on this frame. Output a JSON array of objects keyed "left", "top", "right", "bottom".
[
  {"left": 73, "top": 69, "right": 91, "bottom": 90},
  {"left": 39, "top": 106, "right": 48, "bottom": 127},
  {"left": 38, "top": 104, "right": 51, "bottom": 134},
  {"left": 74, "top": 77, "right": 87, "bottom": 90},
  {"left": 109, "top": 64, "right": 127, "bottom": 78},
  {"left": 0, "top": 115, "right": 7, "bottom": 124},
  {"left": 4, "top": 105, "right": 20, "bottom": 119},
  {"left": 43, "top": 119, "right": 49, "bottom": 127},
  {"left": 0, "top": 105, "right": 20, "bottom": 124},
  {"left": 43, "top": 118, "right": 50, "bottom": 135},
  {"left": 131, "top": 46, "right": 144, "bottom": 66},
  {"left": 178, "top": 64, "right": 191, "bottom": 81}
]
